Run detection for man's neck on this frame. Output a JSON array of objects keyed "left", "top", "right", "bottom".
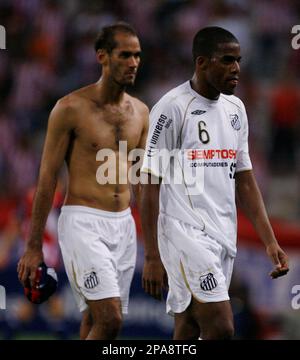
[
  {"left": 191, "top": 74, "right": 220, "bottom": 101},
  {"left": 96, "top": 77, "right": 126, "bottom": 104}
]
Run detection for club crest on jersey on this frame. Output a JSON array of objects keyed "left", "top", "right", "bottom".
[
  {"left": 191, "top": 109, "right": 206, "bottom": 115},
  {"left": 84, "top": 271, "right": 99, "bottom": 289},
  {"left": 199, "top": 273, "right": 218, "bottom": 291},
  {"left": 230, "top": 114, "right": 241, "bottom": 130}
]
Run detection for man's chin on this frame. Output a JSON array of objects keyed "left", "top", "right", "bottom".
[
  {"left": 113, "top": 77, "right": 135, "bottom": 87},
  {"left": 221, "top": 88, "right": 235, "bottom": 95},
  {"left": 119, "top": 78, "right": 136, "bottom": 86},
  {"left": 123, "top": 80, "right": 136, "bottom": 87}
]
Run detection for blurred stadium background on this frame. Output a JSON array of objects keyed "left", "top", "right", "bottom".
[{"left": 1, "top": 0, "right": 300, "bottom": 340}]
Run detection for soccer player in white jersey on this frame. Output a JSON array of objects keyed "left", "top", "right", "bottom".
[{"left": 140, "top": 27, "right": 289, "bottom": 340}]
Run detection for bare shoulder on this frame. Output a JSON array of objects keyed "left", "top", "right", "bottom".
[
  {"left": 127, "top": 94, "right": 149, "bottom": 115},
  {"left": 51, "top": 85, "right": 95, "bottom": 126},
  {"left": 47, "top": 97, "right": 75, "bottom": 132},
  {"left": 56, "top": 84, "right": 94, "bottom": 113},
  {"left": 127, "top": 94, "right": 149, "bottom": 131}
]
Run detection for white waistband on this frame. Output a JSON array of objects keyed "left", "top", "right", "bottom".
[{"left": 61, "top": 205, "right": 131, "bottom": 218}]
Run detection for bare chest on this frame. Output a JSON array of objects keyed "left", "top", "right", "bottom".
[{"left": 74, "top": 106, "right": 142, "bottom": 153}]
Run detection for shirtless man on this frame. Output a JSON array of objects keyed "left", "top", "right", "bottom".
[{"left": 17, "top": 22, "right": 148, "bottom": 340}]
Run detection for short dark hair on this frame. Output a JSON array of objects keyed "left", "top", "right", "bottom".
[
  {"left": 94, "top": 22, "right": 137, "bottom": 53},
  {"left": 192, "top": 26, "right": 239, "bottom": 62}
]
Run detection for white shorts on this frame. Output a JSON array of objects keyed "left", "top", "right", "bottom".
[
  {"left": 158, "top": 213, "right": 234, "bottom": 315},
  {"left": 58, "top": 205, "right": 137, "bottom": 314}
]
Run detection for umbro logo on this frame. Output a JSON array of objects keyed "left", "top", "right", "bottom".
[
  {"left": 191, "top": 110, "right": 206, "bottom": 115},
  {"left": 200, "top": 273, "right": 218, "bottom": 291}
]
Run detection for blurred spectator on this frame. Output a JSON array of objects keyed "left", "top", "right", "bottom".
[
  {"left": 230, "top": 274, "right": 261, "bottom": 339},
  {"left": 269, "top": 71, "right": 300, "bottom": 173},
  {"left": 251, "top": 0, "right": 297, "bottom": 78},
  {"left": 0, "top": 183, "right": 64, "bottom": 270}
]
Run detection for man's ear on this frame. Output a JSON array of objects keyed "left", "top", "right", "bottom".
[
  {"left": 96, "top": 49, "right": 108, "bottom": 65},
  {"left": 196, "top": 55, "right": 209, "bottom": 71}
]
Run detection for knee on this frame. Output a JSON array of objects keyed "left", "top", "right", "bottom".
[
  {"left": 107, "top": 311, "right": 123, "bottom": 334},
  {"left": 174, "top": 321, "right": 200, "bottom": 340},
  {"left": 204, "top": 319, "right": 234, "bottom": 340},
  {"left": 215, "top": 320, "right": 234, "bottom": 339},
  {"left": 82, "top": 310, "right": 93, "bottom": 328},
  {"left": 80, "top": 310, "right": 93, "bottom": 339},
  {"left": 94, "top": 308, "right": 123, "bottom": 336}
]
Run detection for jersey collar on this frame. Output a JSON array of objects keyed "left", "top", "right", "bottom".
[{"left": 187, "top": 80, "right": 220, "bottom": 106}]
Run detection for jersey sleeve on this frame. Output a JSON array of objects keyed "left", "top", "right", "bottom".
[
  {"left": 141, "top": 99, "right": 181, "bottom": 178},
  {"left": 236, "top": 101, "right": 252, "bottom": 173}
]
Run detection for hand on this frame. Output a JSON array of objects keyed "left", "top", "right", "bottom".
[
  {"left": 17, "top": 248, "right": 44, "bottom": 286},
  {"left": 266, "top": 242, "right": 289, "bottom": 279},
  {"left": 142, "top": 258, "right": 168, "bottom": 300}
]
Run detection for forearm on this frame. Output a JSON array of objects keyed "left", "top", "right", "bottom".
[
  {"left": 140, "top": 181, "right": 160, "bottom": 260},
  {"left": 27, "top": 176, "right": 58, "bottom": 250},
  {"left": 244, "top": 198, "right": 276, "bottom": 246},
  {"left": 236, "top": 171, "right": 276, "bottom": 247}
]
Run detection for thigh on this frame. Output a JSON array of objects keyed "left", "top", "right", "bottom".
[
  {"left": 158, "top": 215, "right": 231, "bottom": 315},
  {"left": 190, "top": 297, "right": 233, "bottom": 325},
  {"left": 116, "top": 215, "right": 137, "bottom": 314},
  {"left": 164, "top": 216, "right": 231, "bottom": 303},
  {"left": 190, "top": 297, "right": 233, "bottom": 339},
  {"left": 174, "top": 297, "right": 234, "bottom": 340},
  {"left": 179, "top": 235, "right": 230, "bottom": 304},
  {"left": 86, "top": 297, "right": 123, "bottom": 339},
  {"left": 59, "top": 212, "right": 121, "bottom": 307},
  {"left": 221, "top": 250, "right": 235, "bottom": 290},
  {"left": 174, "top": 307, "right": 200, "bottom": 340},
  {"left": 158, "top": 228, "right": 192, "bottom": 315}
]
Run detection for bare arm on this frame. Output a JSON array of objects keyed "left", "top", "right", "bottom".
[
  {"left": 17, "top": 99, "right": 74, "bottom": 285},
  {"left": 141, "top": 176, "right": 167, "bottom": 300},
  {"left": 236, "top": 170, "right": 289, "bottom": 278}
]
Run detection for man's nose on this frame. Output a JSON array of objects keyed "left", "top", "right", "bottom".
[
  {"left": 232, "top": 60, "right": 240, "bottom": 74},
  {"left": 129, "top": 56, "right": 139, "bottom": 67}
]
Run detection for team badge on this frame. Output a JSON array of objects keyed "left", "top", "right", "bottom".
[
  {"left": 230, "top": 114, "right": 241, "bottom": 130},
  {"left": 200, "top": 273, "right": 218, "bottom": 291},
  {"left": 84, "top": 271, "right": 99, "bottom": 289}
]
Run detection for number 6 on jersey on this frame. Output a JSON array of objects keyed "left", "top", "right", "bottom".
[{"left": 198, "top": 121, "right": 210, "bottom": 144}]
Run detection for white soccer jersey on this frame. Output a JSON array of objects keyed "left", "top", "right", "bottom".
[{"left": 141, "top": 81, "right": 252, "bottom": 256}]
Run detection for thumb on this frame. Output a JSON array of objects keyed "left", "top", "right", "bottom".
[{"left": 270, "top": 252, "right": 281, "bottom": 269}]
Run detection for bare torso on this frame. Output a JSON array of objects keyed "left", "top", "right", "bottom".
[{"left": 62, "top": 84, "right": 146, "bottom": 211}]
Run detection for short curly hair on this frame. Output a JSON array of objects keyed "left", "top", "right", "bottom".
[{"left": 192, "top": 26, "right": 238, "bottom": 62}]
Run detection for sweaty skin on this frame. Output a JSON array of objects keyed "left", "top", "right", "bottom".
[
  {"left": 141, "top": 37, "right": 289, "bottom": 340},
  {"left": 61, "top": 85, "right": 147, "bottom": 211},
  {"left": 17, "top": 29, "right": 149, "bottom": 340},
  {"left": 18, "top": 32, "right": 149, "bottom": 286}
]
